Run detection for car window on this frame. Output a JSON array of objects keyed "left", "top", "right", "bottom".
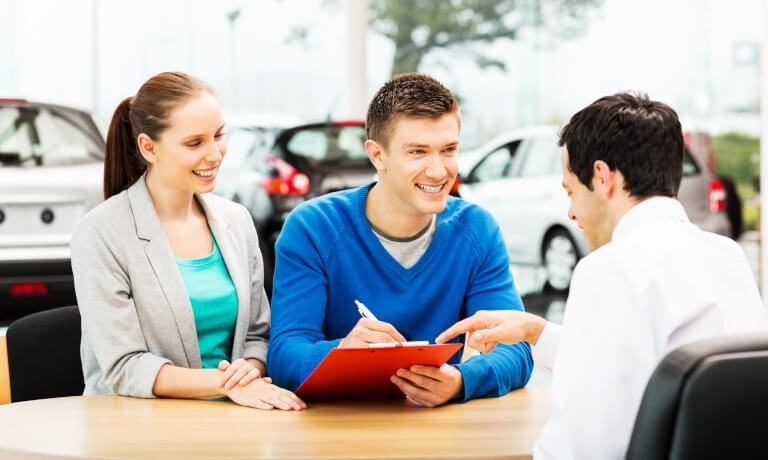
[
  {"left": 0, "top": 105, "right": 102, "bottom": 167},
  {"left": 284, "top": 125, "right": 367, "bottom": 162},
  {"left": 517, "top": 136, "right": 560, "bottom": 177},
  {"left": 470, "top": 141, "right": 521, "bottom": 182},
  {"left": 682, "top": 148, "right": 700, "bottom": 176}
]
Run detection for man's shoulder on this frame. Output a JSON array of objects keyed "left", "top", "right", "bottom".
[
  {"left": 281, "top": 186, "right": 363, "bottom": 246},
  {"left": 578, "top": 220, "right": 746, "bottom": 280},
  {"left": 442, "top": 197, "right": 499, "bottom": 235},
  {"left": 291, "top": 187, "right": 359, "bottom": 221}
]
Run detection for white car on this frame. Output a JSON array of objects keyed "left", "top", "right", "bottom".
[
  {"left": 0, "top": 99, "right": 104, "bottom": 313},
  {"left": 458, "top": 125, "right": 731, "bottom": 293}
]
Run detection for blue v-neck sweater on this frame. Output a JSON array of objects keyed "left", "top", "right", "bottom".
[{"left": 267, "top": 183, "right": 533, "bottom": 400}]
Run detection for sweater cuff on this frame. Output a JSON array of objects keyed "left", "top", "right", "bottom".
[
  {"left": 532, "top": 321, "right": 561, "bottom": 371},
  {"left": 455, "top": 358, "right": 486, "bottom": 401}
]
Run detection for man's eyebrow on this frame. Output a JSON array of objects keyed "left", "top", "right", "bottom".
[{"left": 404, "top": 140, "right": 460, "bottom": 148}]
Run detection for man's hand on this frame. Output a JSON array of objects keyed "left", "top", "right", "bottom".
[
  {"left": 435, "top": 310, "right": 547, "bottom": 353},
  {"left": 390, "top": 364, "right": 463, "bottom": 408},
  {"left": 338, "top": 318, "right": 407, "bottom": 348}
]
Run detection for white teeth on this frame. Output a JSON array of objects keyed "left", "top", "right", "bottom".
[
  {"left": 416, "top": 183, "right": 443, "bottom": 194},
  {"left": 193, "top": 168, "right": 216, "bottom": 178}
]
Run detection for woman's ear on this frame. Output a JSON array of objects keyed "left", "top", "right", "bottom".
[{"left": 137, "top": 133, "right": 158, "bottom": 165}]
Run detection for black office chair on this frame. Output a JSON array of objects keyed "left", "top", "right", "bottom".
[
  {"left": 6, "top": 306, "right": 84, "bottom": 402},
  {"left": 626, "top": 333, "right": 768, "bottom": 460}
]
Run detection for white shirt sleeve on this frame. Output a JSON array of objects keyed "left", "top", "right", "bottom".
[
  {"left": 532, "top": 321, "right": 560, "bottom": 371},
  {"left": 533, "top": 261, "right": 655, "bottom": 460}
]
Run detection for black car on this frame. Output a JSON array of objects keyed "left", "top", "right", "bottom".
[{"left": 215, "top": 120, "right": 375, "bottom": 296}]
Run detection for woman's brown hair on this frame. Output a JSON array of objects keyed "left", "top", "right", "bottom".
[{"left": 103, "top": 71, "right": 212, "bottom": 199}]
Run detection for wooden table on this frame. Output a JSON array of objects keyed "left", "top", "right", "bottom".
[{"left": 0, "top": 387, "right": 548, "bottom": 459}]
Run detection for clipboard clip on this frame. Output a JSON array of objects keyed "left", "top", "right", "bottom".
[{"left": 368, "top": 341, "right": 429, "bottom": 348}]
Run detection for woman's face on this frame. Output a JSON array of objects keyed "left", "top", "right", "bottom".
[{"left": 146, "top": 92, "right": 227, "bottom": 195}]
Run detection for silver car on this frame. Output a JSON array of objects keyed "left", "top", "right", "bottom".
[
  {"left": 458, "top": 126, "right": 731, "bottom": 293},
  {"left": 0, "top": 99, "right": 104, "bottom": 313}
]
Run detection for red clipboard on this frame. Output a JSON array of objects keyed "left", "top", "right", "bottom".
[{"left": 296, "top": 342, "right": 463, "bottom": 400}]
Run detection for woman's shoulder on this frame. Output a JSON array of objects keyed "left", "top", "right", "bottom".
[
  {"left": 77, "top": 191, "right": 132, "bottom": 233},
  {"left": 71, "top": 190, "right": 134, "bottom": 255},
  {"left": 200, "top": 192, "right": 251, "bottom": 226}
]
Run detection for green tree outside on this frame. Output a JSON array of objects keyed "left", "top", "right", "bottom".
[
  {"left": 712, "top": 132, "right": 760, "bottom": 231},
  {"left": 370, "top": 0, "right": 602, "bottom": 76}
]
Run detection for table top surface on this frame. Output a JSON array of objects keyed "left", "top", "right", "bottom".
[{"left": 0, "top": 387, "right": 549, "bottom": 459}]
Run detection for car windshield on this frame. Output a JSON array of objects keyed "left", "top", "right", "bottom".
[
  {"left": 0, "top": 105, "right": 103, "bottom": 167},
  {"left": 283, "top": 125, "right": 367, "bottom": 162}
]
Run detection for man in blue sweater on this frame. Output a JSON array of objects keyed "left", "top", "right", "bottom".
[{"left": 267, "top": 73, "right": 533, "bottom": 406}]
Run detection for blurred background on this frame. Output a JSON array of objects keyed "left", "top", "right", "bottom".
[{"left": 0, "top": 0, "right": 763, "bottom": 328}]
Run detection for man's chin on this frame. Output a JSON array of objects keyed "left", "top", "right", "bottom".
[{"left": 419, "top": 199, "right": 448, "bottom": 215}]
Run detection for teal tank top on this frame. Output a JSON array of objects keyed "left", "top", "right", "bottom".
[{"left": 175, "top": 235, "right": 238, "bottom": 369}]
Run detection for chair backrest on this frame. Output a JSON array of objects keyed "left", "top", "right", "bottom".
[
  {"left": 626, "top": 333, "right": 768, "bottom": 460},
  {"left": 6, "top": 306, "right": 84, "bottom": 402}
]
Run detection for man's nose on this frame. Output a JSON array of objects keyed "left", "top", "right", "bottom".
[{"left": 425, "top": 153, "right": 447, "bottom": 179}]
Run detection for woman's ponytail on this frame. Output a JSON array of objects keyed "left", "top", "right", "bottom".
[{"left": 103, "top": 97, "right": 145, "bottom": 199}]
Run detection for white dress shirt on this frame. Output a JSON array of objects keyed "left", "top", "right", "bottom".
[{"left": 532, "top": 197, "right": 768, "bottom": 460}]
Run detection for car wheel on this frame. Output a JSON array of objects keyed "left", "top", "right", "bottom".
[{"left": 542, "top": 228, "right": 580, "bottom": 294}]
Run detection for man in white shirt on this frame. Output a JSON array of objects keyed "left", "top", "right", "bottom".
[{"left": 437, "top": 92, "right": 768, "bottom": 460}]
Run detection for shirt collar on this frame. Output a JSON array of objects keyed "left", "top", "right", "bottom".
[{"left": 612, "top": 196, "right": 689, "bottom": 241}]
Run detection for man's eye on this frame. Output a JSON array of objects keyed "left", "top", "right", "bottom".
[{"left": 187, "top": 142, "right": 201, "bottom": 148}]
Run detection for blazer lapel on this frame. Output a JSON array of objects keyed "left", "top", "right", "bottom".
[
  {"left": 127, "top": 177, "right": 201, "bottom": 368},
  {"left": 198, "top": 194, "right": 250, "bottom": 360}
]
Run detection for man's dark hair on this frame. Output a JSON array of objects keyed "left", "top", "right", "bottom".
[
  {"left": 558, "top": 92, "right": 684, "bottom": 198},
  {"left": 366, "top": 73, "right": 459, "bottom": 147}
]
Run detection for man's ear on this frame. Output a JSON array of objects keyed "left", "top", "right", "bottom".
[
  {"left": 592, "top": 160, "right": 616, "bottom": 197},
  {"left": 365, "top": 139, "right": 386, "bottom": 172},
  {"left": 137, "top": 133, "right": 158, "bottom": 165}
]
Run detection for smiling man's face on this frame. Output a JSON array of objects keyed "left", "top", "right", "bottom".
[{"left": 375, "top": 113, "right": 460, "bottom": 218}]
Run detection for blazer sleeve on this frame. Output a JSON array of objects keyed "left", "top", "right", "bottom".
[
  {"left": 240, "top": 206, "right": 270, "bottom": 364},
  {"left": 71, "top": 218, "right": 171, "bottom": 398}
]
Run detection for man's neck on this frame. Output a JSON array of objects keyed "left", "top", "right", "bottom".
[
  {"left": 365, "top": 183, "right": 433, "bottom": 239},
  {"left": 604, "top": 193, "right": 644, "bottom": 243}
]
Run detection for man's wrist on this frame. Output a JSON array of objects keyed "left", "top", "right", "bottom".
[{"left": 525, "top": 314, "right": 547, "bottom": 346}]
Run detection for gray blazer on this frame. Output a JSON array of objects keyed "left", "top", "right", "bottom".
[{"left": 71, "top": 176, "right": 270, "bottom": 398}]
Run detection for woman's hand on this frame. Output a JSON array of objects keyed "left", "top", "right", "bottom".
[
  {"left": 218, "top": 358, "right": 263, "bottom": 390},
  {"left": 226, "top": 379, "right": 307, "bottom": 411}
]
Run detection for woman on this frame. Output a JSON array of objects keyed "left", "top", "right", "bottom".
[{"left": 71, "top": 71, "right": 305, "bottom": 410}]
